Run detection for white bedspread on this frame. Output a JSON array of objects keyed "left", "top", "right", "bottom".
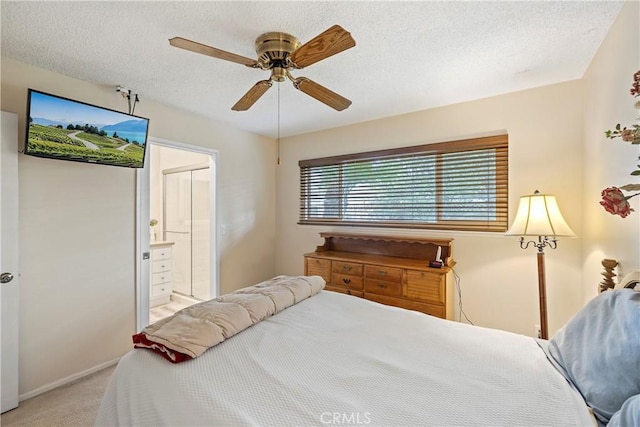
[{"left": 96, "top": 291, "right": 594, "bottom": 426}]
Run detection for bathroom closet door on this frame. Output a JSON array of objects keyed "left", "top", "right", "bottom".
[
  {"left": 191, "top": 168, "right": 210, "bottom": 300},
  {"left": 163, "top": 170, "right": 192, "bottom": 296},
  {"left": 163, "top": 166, "right": 210, "bottom": 300}
]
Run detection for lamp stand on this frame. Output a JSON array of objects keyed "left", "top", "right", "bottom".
[
  {"left": 518, "top": 236, "right": 556, "bottom": 340},
  {"left": 536, "top": 251, "right": 548, "bottom": 340}
]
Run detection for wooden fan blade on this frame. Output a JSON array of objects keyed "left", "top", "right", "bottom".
[
  {"left": 169, "top": 37, "right": 259, "bottom": 67},
  {"left": 231, "top": 80, "right": 272, "bottom": 111},
  {"left": 290, "top": 25, "right": 356, "bottom": 68},
  {"left": 293, "top": 78, "right": 352, "bottom": 111}
]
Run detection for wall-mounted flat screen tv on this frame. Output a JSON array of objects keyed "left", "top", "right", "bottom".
[{"left": 25, "top": 89, "right": 149, "bottom": 168}]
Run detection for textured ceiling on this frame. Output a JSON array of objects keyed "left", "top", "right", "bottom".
[{"left": 1, "top": 1, "right": 623, "bottom": 138}]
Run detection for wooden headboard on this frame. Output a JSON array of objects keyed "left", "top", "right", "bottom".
[{"left": 599, "top": 258, "right": 640, "bottom": 292}]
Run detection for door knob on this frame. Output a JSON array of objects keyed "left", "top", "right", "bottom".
[{"left": 1, "top": 272, "right": 14, "bottom": 284}]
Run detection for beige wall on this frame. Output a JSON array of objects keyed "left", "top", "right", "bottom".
[
  {"left": 581, "top": 0, "right": 640, "bottom": 302},
  {"left": 1, "top": 57, "right": 276, "bottom": 397},
  {"left": 276, "top": 80, "right": 585, "bottom": 338},
  {"left": 275, "top": 1, "right": 640, "bottom": 338}
]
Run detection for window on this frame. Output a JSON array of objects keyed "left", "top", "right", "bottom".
[{"left": 299, "top": 135, "right": 508, "bottom": 232}]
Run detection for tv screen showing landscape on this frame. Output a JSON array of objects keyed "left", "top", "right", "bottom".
[{"left": 25, "top": 89, "right": 149, "bottom": 168}]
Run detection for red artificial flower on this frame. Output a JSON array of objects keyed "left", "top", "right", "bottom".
[
  {"left": 631, "top": 70, "right": 640, "bottom": 97},
  {"left": 600, "top": 187, "right": 634, "bottom": 218},
  {"left": 621, "top": 129, "right": 635, "bottom": 142}
]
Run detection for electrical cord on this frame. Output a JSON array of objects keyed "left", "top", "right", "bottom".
[
  {"left": 451, "top": 267, "right": 473, "bottom": 325},
  {"left": 131, "top": 94, "right": 139, "bottom": 115}
]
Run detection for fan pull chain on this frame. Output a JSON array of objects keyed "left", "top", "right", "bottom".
[{"left": 277, "top": 82, "right": 280, "bottom": 165}]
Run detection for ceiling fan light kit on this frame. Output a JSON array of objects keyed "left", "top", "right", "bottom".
[{"left": 169, "top": 25, "right": 356, "bottom": 112}]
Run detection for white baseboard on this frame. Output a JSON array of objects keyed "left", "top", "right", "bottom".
[{"left": 19, "top": 357, "right": 120, "bottom": 402}]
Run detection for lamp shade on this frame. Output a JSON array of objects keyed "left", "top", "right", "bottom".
[{"left": 506, "top": 191, "right": 575, "bottom": 237}]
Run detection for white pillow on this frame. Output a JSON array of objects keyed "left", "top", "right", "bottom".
[
  {"left": 548, "top": 289, "right": 640, "bottom": 425},
  {"left": 608, "top": 394, "right": 640, "bottom": 427}
]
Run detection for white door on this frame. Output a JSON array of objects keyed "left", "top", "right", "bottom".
[
  {"left": 190, "top": 167, "right": 210, "bottom": 301},
  {"left": 163, "top": 169, "right": 193, "bottom": 296},
  {"left": 1, "top": 111, "right": 20, "bottom": 413},
  {"left": 162, "top": 165, "right": 211, "bottom": 300}
]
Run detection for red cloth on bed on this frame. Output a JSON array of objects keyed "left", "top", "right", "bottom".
[{"left": 132, "top": 333, "right": 192, "bottom": 364}]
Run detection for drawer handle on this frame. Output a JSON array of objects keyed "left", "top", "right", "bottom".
[
  {"left": 342, "top": 278, "right": 351, "bottom": 284},
  {"left": 377, "top": 283, "right": 387, "bottom": 289},
  {"left": 347, "top": 290, "right": 352, "bottom": 295},
  {"left": 377, "top": 271, "right": 387, "bottom": 276},
  {"left": 343, "top": 265, "right": 351, "bottom": 271}
]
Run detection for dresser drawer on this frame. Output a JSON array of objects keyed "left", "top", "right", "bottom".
[
  {"left": 325, "top": 286, "right": 364, "bottom": 298},
  {"left": 365, "top": 265, "right": 402, "bottom": 282},
  {"left": 152, "top": 271, "right": 172, "bottom": 286},
  {"left": 331, "top": 273, "right": 364, "bottom": 290},
  {"left": 332, "top": 261, "right": 363, "bottom": 276},
  {"left": 406, "top": 270, "right": 445, "bottom": 304},
  {"left": 152, "top": 259, "right": 171, "bottom": 274},
  {"left": 365, "top": 279, "right": 402, "bottom": 297},
  {"left": 305, "top": 257, "right": 331, "bottom": 279},
  {"left": 151, "top": 283, "right": 172, "bottom": 298},
  {"left": 151, "top": 247, "right": 171, "bottom": 260},
  {"left": 366, "top": 293, "right": 445, "bottom": 318}
]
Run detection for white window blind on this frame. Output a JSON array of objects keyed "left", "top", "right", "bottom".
[{"left": 299, "top": 135, "right": 508, "bottom": 232}]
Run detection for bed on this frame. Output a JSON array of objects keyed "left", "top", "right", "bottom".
[{"left": 96, "top": 267, "right": 640, "bottom": 427}]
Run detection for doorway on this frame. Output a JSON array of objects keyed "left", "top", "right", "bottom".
[{"left": 136, "top": 137, "right": 218, "bottom": 332}]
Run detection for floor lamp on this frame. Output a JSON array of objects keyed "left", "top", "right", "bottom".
[{"left": 506, "top": 190, "right": 575, "bottom": 340}]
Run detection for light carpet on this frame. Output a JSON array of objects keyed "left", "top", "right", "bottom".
[{"left": 0, "top": 365, "right": 115, "bottom": 426}]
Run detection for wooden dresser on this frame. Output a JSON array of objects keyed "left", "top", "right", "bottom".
[{"left": 304, "top": 233, "right": 455, "bottom": 320}]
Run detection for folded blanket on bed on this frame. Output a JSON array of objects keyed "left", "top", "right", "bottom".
[{"left": 133, "top": 275, "right": 325, "bottom": 363}]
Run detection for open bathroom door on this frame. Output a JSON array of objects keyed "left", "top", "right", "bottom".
[{"left": 135, "top": 154, "right": 151, "bottom": 332}]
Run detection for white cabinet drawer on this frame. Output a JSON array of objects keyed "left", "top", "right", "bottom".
[
  {"left": 150, "top": 243, "right": 173, "bottom": 303},
  {"left": 151, "top": 283, "right": 171, "bottom": 298},
  {"left": 152, "top": 259, "right": 171, "bottom": 273},
  {"left": 152, "top": 271, "right": 172, "bottom": 286},
  {"left": 151, "top": 247, "right": 172, "bottom": 261}
]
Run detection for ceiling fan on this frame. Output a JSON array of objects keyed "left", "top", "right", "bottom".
[{"left": 169, "top": 25, "right": 356, "bottom": 112}]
